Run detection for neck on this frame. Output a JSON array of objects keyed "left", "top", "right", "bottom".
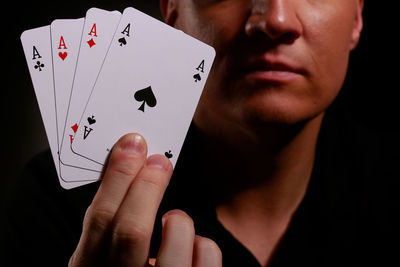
[
  {"left": 195, "top": 113, "right": 324, "bottom": 213},
  {"left": 193, "top": 112, "right": 324, "bottom": 265}
]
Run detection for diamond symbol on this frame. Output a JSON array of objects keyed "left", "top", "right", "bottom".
[
  {"left": 87, "top": 38, "right": 96, "bottom": 48},
  {"left": 71, "top": 123, "right": 78, "bottom": 133}
]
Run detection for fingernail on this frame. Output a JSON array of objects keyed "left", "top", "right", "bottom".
[
  {"left": 162, "top": 209, "right": 188, "bottom": 227},
  {"left": 146, "top": 155, "right": 172, "bottom": 171},
  {"left": 119, "top": 134, "right": 145, "bottom": 154}
]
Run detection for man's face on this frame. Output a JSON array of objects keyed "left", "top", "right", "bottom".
[{"left": 163, "top": 0, "right": 363, "bottom": 133}]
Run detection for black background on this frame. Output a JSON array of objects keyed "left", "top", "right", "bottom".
[{"left": 2, "top": 0, "right": 398, "bottom": 197}]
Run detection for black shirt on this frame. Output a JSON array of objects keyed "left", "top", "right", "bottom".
[{"left": 1, "top": 109, "right": 398, "bottom": 266}]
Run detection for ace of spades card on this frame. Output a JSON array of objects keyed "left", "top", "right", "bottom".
[{"left": 72, "top": 7, "right": 215, "bottom": 168}]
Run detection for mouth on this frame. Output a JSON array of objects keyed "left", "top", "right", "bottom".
[{"left": 242, "top": 58, "right": 306, "bottom": 84}]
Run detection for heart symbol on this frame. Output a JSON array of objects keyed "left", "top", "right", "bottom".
[{"left": 58, "top": 52, "right": 68, "bottom": 61}]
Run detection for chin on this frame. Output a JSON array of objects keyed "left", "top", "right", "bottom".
[{"left": 241, "top": 95, "right": 325, "bottom": 127}]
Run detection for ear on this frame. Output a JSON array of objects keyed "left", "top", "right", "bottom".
[
  {"left": 350, "top": 0, "right": 364, "bottom": 50},
  {"left": 160, "top": 0, "right": 179, "bottom": 26}
]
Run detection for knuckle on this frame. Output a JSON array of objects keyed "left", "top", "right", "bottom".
[
  {"left": 84, "top": 204, "right": 115, "bottom": 232},
  {"left": 165, "top": 210, "right": 195, "bottom": 234},
  {"left": 138, "top": 163, "right": 172, "bottom": 186},
  {"left": 107, "top": 165, "right": 139, "bottom": 181},
  {"left": 195, "top": 236, "right": 223, "bottom": 263},
  {"left": 68, "top": 253, "right": 76, "bottom": 267},
  {"left": 199, "top": 237, "right": 222, "bottom": 255},
  {"left": 68, "top": 252, "right": 86, "bottom": 267},
  {"left": 134, "top": 171, "right": 168, "bottom": 192},
  {"left": 111, "top": 219, "right": 152, "bottom": 247},
  {"left": 107, "top": 149, "right": 145, "bottom": 177}
]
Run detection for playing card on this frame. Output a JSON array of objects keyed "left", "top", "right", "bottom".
[
  {"left": 71, "top": 7, "right": 215, "bottom": 170},
  {"left": 51, "top": 18, "right": 104, "bottom": 183},
  {"left": 51, "top": 18, "right": 84, "bottom": 150},
  {"left": 59, "top": 8, "right": 122, "bottom": 179},
  {"left": 21, "top": 25, "right": 96, "bottom": 189}
]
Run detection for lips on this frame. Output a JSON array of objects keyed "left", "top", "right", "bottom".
[{"left": 242, "top": 57, "right": 306, "bottom": 83}]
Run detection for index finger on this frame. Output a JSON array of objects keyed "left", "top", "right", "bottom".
[
  {"left": 92, "top": 133, "right": 147, "bottom": 216},
  {"left": 70, "top": 133, "right": 147, "bottom": 265}
]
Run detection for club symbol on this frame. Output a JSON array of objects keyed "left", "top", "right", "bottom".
[
  {"left": 134, "top": 86, "right": 157, "bottom": 112},
  {"left": 87, "top": 115, "right": 96, "bottom": 125},
  {"left": 118, "top": 37, "right": 127, "bottom": 46},
  {"left": 34, "top": 61, "right": 45, "bottom": 71},
  {"left": 165, "top": 150, "right": 173, "bottom": 159},
  {"left": 193, "top": 73, "right": 201, "bottom": 82}
]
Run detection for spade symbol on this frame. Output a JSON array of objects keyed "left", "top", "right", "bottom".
[
  {"left": 118, "top": 37, "right": 127, "bottom": 46},
  {"left": 134, "top": 86, "right": 157, "bottom": 112},
  {"left": 193, "top": 73, "right": 201, "bottom": 82},
  {"left": 165, "top": 150, "right": 173, "bottom": 159},
  {"left": 87, "top": 115, "right": 96, "bottom": 125}
]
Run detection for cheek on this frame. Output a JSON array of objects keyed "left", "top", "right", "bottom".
[
  {"left": 182, "top": 7, "right": 245, "bottom": 54},
  {"left": 304, "top": 7, "right": 356, "bottom": 110}
]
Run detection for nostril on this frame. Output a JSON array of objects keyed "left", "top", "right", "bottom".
[
  {"left": 280, "top": 31, "right": 300, "bottom": 44},
  {"left": 245, "top": 1, "right": 303, "bottom": 43},
  {"left": 245, "top": 19, "right": 299, "bottom": 46}
]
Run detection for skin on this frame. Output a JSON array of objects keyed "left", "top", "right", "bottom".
[
  {"left": 69, "top": 134, "right": 222, "bottom": 267},
  {"left": 70, "top": 0, "right": 363, "bottom": 266},
  {"left": 163, "top": 0, "right": 363, "bottom": 264}
]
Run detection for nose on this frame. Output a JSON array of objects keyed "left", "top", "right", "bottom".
[{"left": 245, "top": 0, "right": 302, "bottom": 43}]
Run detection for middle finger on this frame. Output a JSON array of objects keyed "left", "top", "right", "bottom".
[{"left": 109, "top": 154, "right": 173, "bottom": 266}]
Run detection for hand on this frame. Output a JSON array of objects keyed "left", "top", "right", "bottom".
[{"left": 69, "top": 133, "right": 222, "bottom": 267}]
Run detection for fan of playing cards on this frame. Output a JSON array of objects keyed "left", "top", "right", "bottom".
[{"left": 20, "top": 7, "right": 215, "bottom": 189}]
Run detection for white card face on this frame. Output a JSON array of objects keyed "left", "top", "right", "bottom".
[
  {"left": 72, "top": 7, "right": 215, "bottom": 169},
  {"left": 21, "top": 26, "right": 96, "bottom": 189},
  {"left": 59, "top": 8, "right": 122, "bottom": 178},
  {"left": 51, "top": 18, "right": 84, "bottom": 150},
  {"left": 51, "top": 18, "right": 102, "bottom": 184}
]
